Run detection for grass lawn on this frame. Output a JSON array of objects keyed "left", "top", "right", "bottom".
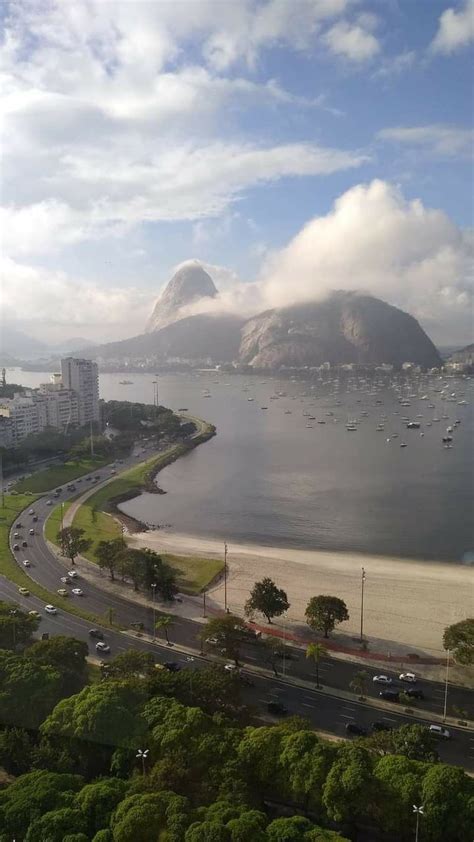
[
  {"left": 15, "top": 457, "right": 111, "bottom": 494},
  {"left": 44, "top": 501, "right": 73, "bottom": 544},
  {"left": 163, "top": 553, "right": 223, "bottom": 594}
]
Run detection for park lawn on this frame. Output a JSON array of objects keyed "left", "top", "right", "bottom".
[
  {"left": 44, "top": 501, "right": 73, "bottom": 544},
  {"left": 15, "top": 457, "right": 111, "bottom": 494},
  {"left": 71, "top": 504, "right": 121, "bottom": 563},
  {"left": 162, "top": 553, "right": 223, "bottom": 595}
]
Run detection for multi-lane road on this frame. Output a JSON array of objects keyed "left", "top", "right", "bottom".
[{"left": 5, "top": 454, "right": 474, "bottom": 769}]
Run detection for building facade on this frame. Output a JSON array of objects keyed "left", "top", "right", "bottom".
[{"left": 61, "top": 357, "right": 100, "bottom": 424}]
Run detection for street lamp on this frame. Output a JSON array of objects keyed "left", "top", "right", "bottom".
[
  {"left": 443, "top": 649, "right": 450, "bottom": 722},
  {"left": 136, "top": 748, "right": 149, "bottom": 775},
  {"left": 10, "top": 609, "right": 17, "bottom": 649},
  {"left": 360, "top": 567, "right": 366, "bottom": 642},
  {"left": 224, "top": 542, "right": 229, "bottom": 613},
  {"left": 151, "top": 583, "right": 157, "bottom": 642},
  {"left": 413, "top": 805, "right": 424, "bottom": 842}
]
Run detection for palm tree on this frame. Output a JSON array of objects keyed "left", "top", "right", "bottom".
[
  {"left": 155, "top": 614, "right": 173, "bottom": 646},
  {"left": 306, "top": 642, "right": 328, "bottom": 689},
  {"left": 350, "top": 669, "right": 369, "bottom": 700}
]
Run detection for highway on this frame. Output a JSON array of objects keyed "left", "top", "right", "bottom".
[{"left": 5, "top": 453, "right": 474, "bottom": 770}]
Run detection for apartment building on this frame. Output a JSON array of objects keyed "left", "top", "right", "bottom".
[{"left": 61, "top": 357, "right": 100, "bottom": 424}]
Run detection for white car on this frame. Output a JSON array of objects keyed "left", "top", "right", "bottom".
[
  {"left": 224, "top": 663, "right": 238, "bottom": 672},
  {"left": 28, "top": 509, "right": 35, "bottom": 515},
  {"left": 60, "top": 576, "right": 71, "bottom": 584},
  {"left": 206, "top": 636, "right": 220, "bottom": 646},
  {"left": 29, "top": 528, "right": 35, "bottom": 535},
  {"left": 373, "top": 675, "right": 392, "bottom": 684},
  {"left": 429, "top": 724, "right": 451, "bottom": 740},
  {"left": 23, "top": 559, "right": 31, "bottom": 567},
  {"left": 28, "top": 610, "right": 40, "bottom": 619},
  {"left": 71, "top": 588, "right": 83, "bottom": 596},
  {"left": 44, "top": 604, "right": 57, "bottom": 614},
  {"left": 18, "top": 587, "right": 30, "bottom": 596},
  {"left": 46, "top": 500, "right": 53, "bottom": 506},
  {"left": 399, "top": 672, "right": 417, "bottom": 683},
  {"left": 68, "top": 570, "right": 78, "bottom": 578},
  {"left": 96, "top": 641, "right": 111, "bottom": 653}
]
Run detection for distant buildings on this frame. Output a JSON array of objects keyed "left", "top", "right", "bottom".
[{"left": 0, "top": 358, "right": 99, "bottom": 446}]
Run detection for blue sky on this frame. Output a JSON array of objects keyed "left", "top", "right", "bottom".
[{"left": 1, "top": 0, "right": 473, "bottom": 344}]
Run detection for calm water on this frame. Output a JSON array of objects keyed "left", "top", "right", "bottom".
[{"left": 14, "top": 367, "right": 474, "bottom": 562}]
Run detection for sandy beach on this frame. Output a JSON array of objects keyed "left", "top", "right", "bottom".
[{"left": 129, "top": 529, "right": 474, "bottom": 656}]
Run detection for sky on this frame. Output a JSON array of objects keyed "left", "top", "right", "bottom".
[{"left": 1, "top": 0, "right": 473, "bottom": 347}]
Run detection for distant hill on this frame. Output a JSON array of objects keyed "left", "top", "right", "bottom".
[
  {"left": 0, "top": 324, "right": 49, "bottom": 359},
  {"left": 146, "top": 261, "right": 218, "bottom": 332},
  {"left": 446, "top": 343, "right": 474, "bottom": 366},
  {"left": 239, "top": 292, "right": 442, "bottom": 369}
]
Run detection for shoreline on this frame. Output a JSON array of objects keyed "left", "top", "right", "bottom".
[{"left": 129, "top": 529, "right": 474, "bottom": 656}]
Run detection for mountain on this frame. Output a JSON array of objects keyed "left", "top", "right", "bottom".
[
  {"left": 79, "top": 313, "right": 244, "bottom": 364},
  {"left": 53, "top": 337, "right": 94, "bottom": 353},
  {"left": 446, "top": 343, "right": 474, "bottom": 366},
  {"left": 238, "top": 292, "right": 442, "bottom": 369},
  {"left": 147, "top": 261, "right": 218, "bottom": 332},
  {"left": 0, "top": 324, "right": 49, "bottom": 359}
]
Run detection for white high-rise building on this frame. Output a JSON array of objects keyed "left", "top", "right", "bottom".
[{"left": 61, "top": 357, "right": 100, "bottom": 425}]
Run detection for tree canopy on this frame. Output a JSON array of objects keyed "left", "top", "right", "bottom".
[
  {"left": 245, "top": 578, "right": 290, "bottom": 624},
  {"left": 305, "top": 596, "right": 349, "bottom": 638},
  {"left": 443, "top": 618, "right": 474, "bottom": 665}
]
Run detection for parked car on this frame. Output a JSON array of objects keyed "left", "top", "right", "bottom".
[
  {"left": 88, "top": 629, "right": 104, "bottom": 639},
  {"left": 96, "top": 641, "right": 111, "bottom": 654},
  {"left": 379, "top": 690, "right": 399, "bottom": 702},
  {"left": 399, "top": 672, "right": 417, "bottom": 683},
  {"left": 372, "top": 720, "right": 393, "bottom": 732},
  {"left": 163, "top": 661, "right": 181, "bottom": 672},
  {"left": 44, "top": 605, "right": 57, "bottom": 614},
  {"left": 405, "top": 688, "right": 425, "bottom": 700},
  {"left": 373, "top": 675, "right": 392, "bottom": 684},
  {"left": 429, "top": 724, "right": 451, "bottom": 740},
  {"left": 18, "top": 587, "right": 30, "bottom": 596},
  {"left": 267, "top": 701, "right": 288, "bottom": 716},
  {"left": 345, "top": 722, "right": 367, "bottom": 736}
]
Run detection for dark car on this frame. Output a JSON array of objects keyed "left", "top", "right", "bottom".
[
  {"left": 267, "top": 701, "right": 288, "bottom": 716},
  {"left": 32, "top": 516, "right": 38, "bottom": 522},
  {"left": 16, "top": 523, "right": 22, "bottom": 529},
  {"left": 163, "top": 661, "right": 181, "bottom": 672},
  {"left": 13, "top": 544, "right": 19, "bottom": 551},
  {"left": 345, "top": 722, "right": 367, "bottom": 736},
  {"left": 372, "top": 720, "right": 393, "bottom": 732},
  {"left": 379, "top": 690, "right": 400, "bottom": 702},
  {"left": 22, "top": 540, "right": 28, "bottom": 548},
  {"left": 88, "top": 628, "right": 104, "bottom": 639},
  {"left": 405, "top": 688, "right": 425, "bottom": 700}
]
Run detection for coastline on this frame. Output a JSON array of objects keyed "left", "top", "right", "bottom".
[{"left": 128, "top": 529, "right": 474, "bottom": 656}]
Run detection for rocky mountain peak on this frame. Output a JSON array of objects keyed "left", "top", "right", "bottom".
[{"left": 146, "top": 261, "right": 218, "bottom": 332}]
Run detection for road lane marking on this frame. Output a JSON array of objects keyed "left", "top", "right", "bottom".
[
  {"left": 301, "top": 703, "right": 313, "bottom": 708},
  {"left": 340, "top": 713, "right": 355, "bottom": 720}
]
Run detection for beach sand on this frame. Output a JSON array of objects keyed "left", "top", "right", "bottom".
[{"left": 129, "top": 529, "right": 474, "bottom": 657}]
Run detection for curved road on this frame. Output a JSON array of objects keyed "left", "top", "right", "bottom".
[{"left": 6, "top": 451, "right": 474, "bottom": 770}]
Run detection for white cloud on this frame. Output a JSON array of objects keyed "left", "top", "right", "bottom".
[
  {"left": 373, "top": 50, "right": 416, "bottom": 79},
  {"left": 431, "top": 0, "right": 474, "bottom": 54},
  {"left": 258, "top": 180, "right": 472, "bottom": 344},
  {"left": 323, "top": 20, "right": 381, "bottom": 62},
  {"left": 378, "top": 124, "right": 473, "bottom": 157}
]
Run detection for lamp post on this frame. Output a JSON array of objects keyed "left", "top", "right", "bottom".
[
  {"left": 413, "top": 805, "right": 424, "bottom": 842},
  {"left": 136, "top": 748, "right": 149, "bottom": 775},
  {"left": 360, "top": 567, "right": 366, "bottom": 642},
  {"left": 151, "top": 583, "right": 157, "bottom": 642},
  {"left": 224, "top": 542, "right": 229, "bottom": 613},
  {"left": 203, "top": 588, "right": 207, "bottom": 618},
  {"left": 443, "top": 649, "right": 450, "bottom": 722},
  {"left": 10, "top": 609, "right": 17, "bottom": 649}
]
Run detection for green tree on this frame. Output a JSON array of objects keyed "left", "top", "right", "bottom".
[
  {"left": 443, "top": 618, "right": 474, "bottom": 665},
  {"left": 279, "top": 730, "right": 335, "bottom": 813},
  {"left": 0, "top": 770, "right": 83, "bottom": 841},
  {"left": 24, "top": 807, "right": 87, "bottom": 842},
  {"left": 96, "top": 538, "right": 124, "bottom": 582},
  {"left": 0, "top": 650, "right": 63, "bottom": 728},
  {"left": 365, "top": 724, "right": 438, "bottom": 763},
  {"left": 349, "top": 670, "right": 369, "bottom": 700},
  {"left": 58, "top": 526, "right": 91, "bottom": 566},
  {"left": 75, "top": 778, "right": 129, "bottom": 837},
  {"left": 111, "top": 791, "right": 190, "bottom": 842},
  {"left": 0, "top": 600, "right": 40, "bottom": 650},
  {"left": 155, "top": 614, "right": 174, "bottom": 645},
  {"left": 147, "top": 663, "right": 243, "bottom": 718},
  {"left": 421, "top": 764, "right": 474, "bottom": 841},
  {"left": 263, "top": 638, "right": 287, "bottom": 677},
  {"left": 109, "top": 650, "right": 156, "bottom": 679},
  {"left": 305, "top": 643, "right": 328, "bottom": 689},
  {"left": 26, "top": 635, "right": 88, "bottom": 696},
  {"left": 201, "top": 614, "right": 248, "bottom": 665},
  {"left": 245, "top": 577, "right": 290, "bottom": 624},
  {"left": 373, "top": 754, "right": 426, "bottom": 836},
  {"left": 305, "top": 596, "right": 349, "bottom": 638},
  {"left": 0, "top": 726, "right": 34, "bottom": 776},
  {"left": 323, "top": 744, "right": 376, "bottom": 825}
]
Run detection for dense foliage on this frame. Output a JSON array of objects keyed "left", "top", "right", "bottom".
[{"left": 443, "top": 618, "right": 474, "bottom": 665}]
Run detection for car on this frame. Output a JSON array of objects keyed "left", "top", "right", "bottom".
[
  {"left": 95, "top": 475, "right": 101, "bottom": 480},
  {"left": 399, "top": 672, "right": 417, "bottom": 683},
  {"left": 345, "top": 722, "right": 367, "bottom": 736},
  {"left": 29, "top": 528, "right": 35, "bottom": 535},
  {"left": 44, "top": 605, "right": 57, "bottom": 614},
  {"left": 13, "top": 544, "right": 19, "bottom": 551},
  {"left": 15, "top": 522, "right": 22, "bottom": 529},
  {"left": 224, "top": 663, "right": 238, "bottom": 671},
  {"left": 28, "top": 509, "right": 34, "bottom": 515},
  {"left": 267, "top": 701, "right": 288, "bottom": 716},
  {"left": 110, "top": 470, "right": 116, "bottom": 475},
  {"left": 239, "top": 673, "right": 255, "bottom": 687},
  {"left": 22, "top": 540, "right": 28, "bottom": 547},
  {"left": 22, "top": 559, "right": 31, "bottom": 567},
  {"left": 163, "top": 661, "right": 181, "bottom": 672},
  {"left": 429, "top": 725, "right": 451, "bottom": 740},
  {"left": 46, "top": 500, "right": 53, "bottom": 506},
  {"left": 32, "top": 516, "right": 38, "bottom": 522},
  {"left": 28, "top": 610, "right": 40, "bottom": 619},
  {"left": 405, "top": 688, "right": 425, "bottom": 700},
  {"left": 68, "top": 570, "right": 78, "bottom": 578},
  {"left": 379, "top": 690, "right": 399, "bottom": 702},
  {"left": 96, "top": 641, "right": 111, "bottom": 653},
  {"left": 372, "top": 720, "right": 393, "bottom": 732},
  {"left": 18, "top": 587, "right": 30, "bottom": 596},
  {"left": 88, "top": 628, "right": 104, "bottom": 639},
  {"left": 71, "top": 588, "right": 83, "bottom": 596},
  {"left": 205, "top": 636, "right": 221, "bottom": 646},
  {"left": 57, "top": 588, "right": 69, "bottom": 597},
  {"left": 373, "top": 675, "right": 392, "bottom": 684},
  {"left": 60, "top": 576, "right": 71, "bottom": 584},
  {"left": 13, "top": 532, "right": 20, "bottom": 539}
]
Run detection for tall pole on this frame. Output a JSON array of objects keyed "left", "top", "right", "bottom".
[
  {"left": 60, "top": 501, "right": 64, "bottom": 533},
  {"left": 203, "top": 588, "right": 207, "bottom": 618},
  {"left": 413, "top": 805, "right": 424, "bottom": 842},
  {"left": 224, "top": 542, "right": 228, "bottom": 613},
  {"left": 0, "top": 452, "right": 4, "bottom": 508},
  {"left": 443, "top": 649, "right": 450, "bottom": 722},
  {"left": 90, "top": 419, "right": 94, "bottom": 457},
  {"left": 360, "top": 567, "right": 366, "bottom": 641},
  {"left": 151, "top": 583, "right": 157, "bottom": 642}
]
